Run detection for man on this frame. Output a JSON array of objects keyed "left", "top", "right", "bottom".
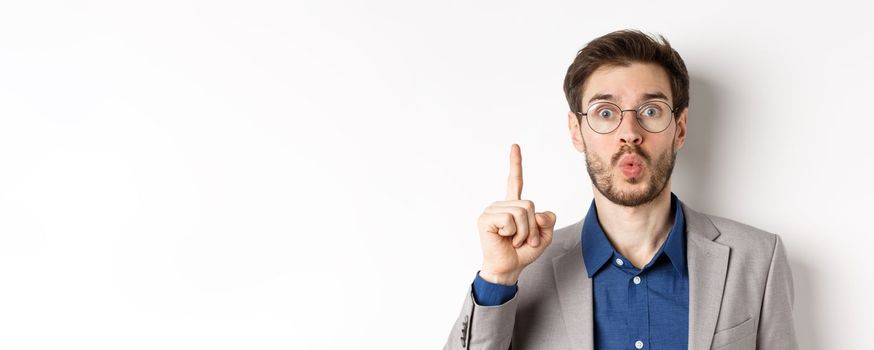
[{"left": 444, "top": 29, "right": 797, "bottom": 349}]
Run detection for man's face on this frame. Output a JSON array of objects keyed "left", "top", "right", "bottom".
[{"left": 567, "top": 62, "right": 688, "bottom": 207}]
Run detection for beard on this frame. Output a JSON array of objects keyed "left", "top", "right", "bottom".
[{"left": 583, "top": 140, "right": 677, "bottom": 207}]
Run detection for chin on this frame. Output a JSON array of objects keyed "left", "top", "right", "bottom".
[
  {"left": 612, "top": 175, "right": 655, "bottom": 195},
  {"left": 615, "top": 170, "right": 646, "bottom": 185},
  {"left": 616, "top": 185, "right": 651, "bottom": 198},
  {"left": 623, "top": 176, "right": 643, "bottom": 185}
]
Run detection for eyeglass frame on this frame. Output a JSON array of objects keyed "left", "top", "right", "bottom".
[{"left": 574, "top": 100, "right": 681, "bottom": 134}]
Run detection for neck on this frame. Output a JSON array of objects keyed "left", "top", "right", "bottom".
[{"left": 592, "top": 183, "right": 675, "bottom": 269}]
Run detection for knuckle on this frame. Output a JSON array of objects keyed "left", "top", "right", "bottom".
[
  {"left": 521, "top": 200, "right": 535, "bottom": 211},
  {"left": 502, "top": 212, "right": 514, "bottom": 223},
  {"left": 477, "top": 212, "right": 488, "bottom": 222},
  {"left": 519, "top": 208, "right": 531, "bottom": 221},
  {"left": 513, "top": 207, "right": 526, "bottom": 216}
]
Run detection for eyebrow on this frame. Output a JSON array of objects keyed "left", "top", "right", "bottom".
[{"left": 587, "top": 92, "right": 670, "bottom": 105}]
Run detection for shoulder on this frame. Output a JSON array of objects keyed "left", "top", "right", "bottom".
[
  {"left": 692, "top": 208, "right": 785, "bottom": 263},
  {"left": 708, "top": 213, "right": 776, "bottom": 243}
]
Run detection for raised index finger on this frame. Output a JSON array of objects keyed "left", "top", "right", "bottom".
[{"left": 506, "top": 144, "right": 523, "bottom": 201}]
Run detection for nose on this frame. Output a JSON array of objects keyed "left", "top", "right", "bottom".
[{"left": 616, "top": 110, "right": 643, "bottom": 146}]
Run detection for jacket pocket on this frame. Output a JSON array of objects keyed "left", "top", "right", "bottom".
[{"left": 710, "top": 316, "right": 756, "bottom": 349}]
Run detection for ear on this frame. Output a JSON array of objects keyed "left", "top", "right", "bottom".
[
  {"left": 568, "top": 111, "right": 586, "bottom": 153},
  {"left": 673, "top": 107, "right": 688, "bottom": 150}
]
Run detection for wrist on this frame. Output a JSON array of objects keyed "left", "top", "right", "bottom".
[{"left": 478, "top": 268, "right": 520, "bottom": 286}]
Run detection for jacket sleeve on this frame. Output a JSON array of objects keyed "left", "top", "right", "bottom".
[
  {"left": 756, "top": 233, "right": 799, "bottom": 349},
  {"left": 443, "top": 284, "right": 517, "bottom": 350}
]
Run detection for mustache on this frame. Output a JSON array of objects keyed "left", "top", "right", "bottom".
[{"left": 611, "top": 145, "right": 651, "bottom": 167}]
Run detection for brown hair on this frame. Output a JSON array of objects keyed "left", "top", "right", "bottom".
[{"left": 563, "top": 29, "right": 689, "bottom": 116}]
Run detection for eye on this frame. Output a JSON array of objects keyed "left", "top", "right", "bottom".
[
  {"left": 590, "top": 104, "right": 619, "bottom": 119},
  {"left": 640, "top": 105, "right": 663, "bottom": 118}
]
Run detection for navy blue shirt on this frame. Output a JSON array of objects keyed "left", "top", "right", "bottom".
[{"left": 472, "top": 193, "right": 689, "bottom": 350}]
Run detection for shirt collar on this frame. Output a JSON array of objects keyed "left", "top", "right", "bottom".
[{"left": 581, "top": 192, "right": 687, "bottom": 278}]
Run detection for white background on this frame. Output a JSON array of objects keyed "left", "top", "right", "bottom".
[{"left": 1, "top": 0, "right": 871, "bottom": 349}]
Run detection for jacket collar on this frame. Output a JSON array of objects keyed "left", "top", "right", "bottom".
[
  {"left": 552, "top": 198, "right": 728, "bottom": 350},
  {"left": 581, "top": 192, "right": 687, "bottom": 277}
]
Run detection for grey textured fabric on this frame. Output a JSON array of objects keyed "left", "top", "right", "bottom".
[{"left": 444, "top": 202, "right": 798, "bottom": 350}]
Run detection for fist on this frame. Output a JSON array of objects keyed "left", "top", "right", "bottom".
[{"left": 478, "top": 144, "right": 557, "bottom": 285}]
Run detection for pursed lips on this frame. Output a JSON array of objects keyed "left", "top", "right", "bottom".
[{"left": 618, "top": 153, "right": 644, "bottom": 178}]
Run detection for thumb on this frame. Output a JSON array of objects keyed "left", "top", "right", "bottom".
[
  {"left": 535, "top": 211, "right": 556, "bottom": 229},
  {"left": 535, "top": 211, "right": 556, "bottom": 243}
]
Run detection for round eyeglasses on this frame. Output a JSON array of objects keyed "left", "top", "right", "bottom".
[{"left": 575, "top": 100, "right": 680, "bottom": 134}]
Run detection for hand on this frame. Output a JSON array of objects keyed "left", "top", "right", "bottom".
[{"left": 477, "top": 144, "right": 557, "bottom": 285}]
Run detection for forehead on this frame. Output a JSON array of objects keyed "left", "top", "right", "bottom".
[{"left": 581, "top": 62, "right": 672, "bottom": 105}]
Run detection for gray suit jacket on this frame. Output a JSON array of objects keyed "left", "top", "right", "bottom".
[{"left": 445, "top": 202, "right": 798, "bottom": 349}]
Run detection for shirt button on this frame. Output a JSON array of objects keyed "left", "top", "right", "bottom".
[
  {"left": 615, "top": 258, "right": 624, "bottom": 266},
  {"left": 635, "top": 340, "right": 644, "bottom": 349},
  {"left": 633, "top": 276, "right": 641, "bottom": 284}
]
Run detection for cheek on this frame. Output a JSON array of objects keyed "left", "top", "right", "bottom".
[
  {"left": 656, "top": 133, "right": 678, "bottom": 150},
  {"left": 581, "top": 132, "right": 610, "bottom": 150},
  {"left": 584, "top": 140, "right": 615, "bottom": 162},
  {"left": 648, "top": 141, "right": 677, "bottom": 161}
]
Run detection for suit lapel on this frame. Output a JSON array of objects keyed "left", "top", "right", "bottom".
[
  {"left": 551, "top": 203, "right": 728, "bottom": 350},
  {"left": 552, "top": 239, "right": 595, "bottom": 350},
  {"left": 683, "top": 203, "right": 730, "bottom": 350}
]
